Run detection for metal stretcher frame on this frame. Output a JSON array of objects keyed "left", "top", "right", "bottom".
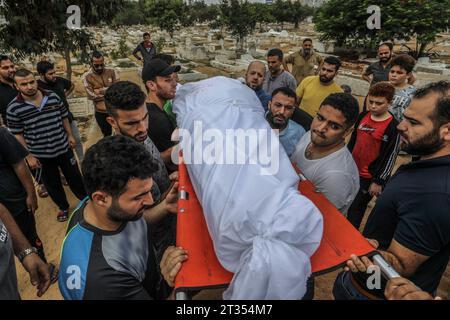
[{"left": 175, "top": 158, "right": 397, "bottom": 300}]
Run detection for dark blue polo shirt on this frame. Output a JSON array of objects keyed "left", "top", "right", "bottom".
[{"left": 363, "top": 155, "right": 450, "bottom": 294}]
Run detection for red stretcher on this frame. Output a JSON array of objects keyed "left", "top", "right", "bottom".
[{"left": 175, "top": 159, "right": 380, "bottom": 299}]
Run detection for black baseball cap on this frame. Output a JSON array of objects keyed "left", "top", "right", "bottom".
[{"left": 142, "top": 58, "right": 181, "bottom": 83}]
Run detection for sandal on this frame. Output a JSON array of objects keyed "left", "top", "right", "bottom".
[
  {"left": 37, "top": 185, "right": 49, "bottom": 198},
  {"left": 48, "top": 263, "right": 58, "bottom": 284},
  {"left": 57, "top": 210, "right": 69, "bottom": 222}
]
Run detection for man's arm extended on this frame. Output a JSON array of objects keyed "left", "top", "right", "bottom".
[
  {"left": 0, "top": 203, "right": 51, "bottom": 297},
  {"left": 12, "top": 160, "right": 38, "bottom": 214},
  {"left": 62, "top": 117, "right": 76, "bottom": 149},
  {"left": 14, "top": 134, "right": 41, "bottom": 170},
  {"left": 65, "top": 82, "right": 75, "bottom": 97},
  {"left": 361, "top": 66, "right": 373, "bottom": 83}
]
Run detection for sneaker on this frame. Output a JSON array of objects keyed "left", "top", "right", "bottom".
[{"left": 57, "top": 210, "right": 69, "bottom": 222}]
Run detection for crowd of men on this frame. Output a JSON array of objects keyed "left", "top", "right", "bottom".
[{"left": 0, "top": 31, "right": 449, "bottom": 301}]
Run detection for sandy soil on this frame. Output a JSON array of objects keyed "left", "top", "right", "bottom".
[{"left": 16, "top": 71, "right": 449, "bottom": 300}]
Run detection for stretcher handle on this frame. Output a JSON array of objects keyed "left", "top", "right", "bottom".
[{"left": 372, "top": 254, "right": 401, "bottom": 280}]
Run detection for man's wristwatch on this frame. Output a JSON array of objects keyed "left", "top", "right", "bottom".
[{"left": 17, "top": 247, "right": 38, "bottom": 263}]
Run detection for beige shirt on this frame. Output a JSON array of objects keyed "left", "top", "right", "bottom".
[
  {"left": 285, "top": 49, "right": 323, "bottom": 86},
  {"left": 83, "top": 68, "right": 120, "bottom": 112}
]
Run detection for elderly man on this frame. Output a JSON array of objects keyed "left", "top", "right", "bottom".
[{"left": 244, "top": 61, "right": 271, "bottom": 111}]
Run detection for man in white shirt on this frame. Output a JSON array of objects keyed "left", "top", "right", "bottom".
[{"left": 291, "top": 92, "right": 360, "bottom": 214}]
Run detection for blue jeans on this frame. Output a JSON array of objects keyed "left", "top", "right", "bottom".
[{"left": 332, "top": 271, "right": 369, "bottom": 300}]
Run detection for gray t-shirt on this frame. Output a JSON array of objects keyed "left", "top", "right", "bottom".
[
  {"left": 263, "top": 70, "right": 298, "bottom": 95},
  {"left": 389, "top": 85, "right": 416, "bottom": 123},
  {"left": 143, "top": 137, "right": 171, "bottom": 202},
  {"left": 0, "top": 218, "right": 20, "bottom": 300},
  {"left": 290, "top": 132, "right": 360, "bottom": 214}
]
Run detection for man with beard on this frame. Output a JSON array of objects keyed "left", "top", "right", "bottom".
[
  {"left": 6, "top": 69, "right": 87, "bottom": 222},
  {"left": 262, "top": 48, "right": 297, "bottom": 96},
  {"left": 59, "top": 135, "right": 185, "bottom": 300},
  {"left": 37, "top": 61, "right": 83, "bottom": 162},
  {"left": 0, "top": 55, "right": 18, "bottom": 126},
  {"left": 296, "top": 56, "right": 343, "bottom": 118},
  {"left": 143, "top": 58, "right": 180, "bottom": 171},
  {"left": 362, "top": 43, "right": 394, "bottom": 87},
  {"left": 266, "top": 87, "right": 305, "bottom": 157},
  {"left": 333, "top": 81, "right": 450, "bottom": 300},
  {"left": 104, "top": 81, "right": 175, "bottom": 263},
  {"left": 291, "top": 92, "right": 360, "bottom": 214},
  {"left": 244, "top": 61, "right": 271, "bottom": 111},
  {"left": 83, "top": 51, "right": 119, "bottom": 137},
  {"left": 283, "top": 38, "right": 324, "bottom": 87}
]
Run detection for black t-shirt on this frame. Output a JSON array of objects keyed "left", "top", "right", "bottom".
[
  {"left": 38, "top": 77, "right": 73, "bottom": 121},
  {"left": 0, "top": 82, "right": 18, "bottom": 126},
  {"left": 361, "top": 155, "right": 450, "bottom": 294},
  {"left": 0, "top": 128, "right": 29, "bottom": 216},
  {"left": 146, "top": 102, "right": 176, "bottom": 153},
  {"left": 364, "top": 61, "right": 390, "bottom": 86}
]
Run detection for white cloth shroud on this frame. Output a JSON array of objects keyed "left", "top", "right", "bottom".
[{"left": 173, "top": 76, "right": 323, "bottom": 299}]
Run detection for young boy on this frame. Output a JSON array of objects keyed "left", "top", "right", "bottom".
[
  {"left": 388, "top": 54, "right": 416, "bottom": 122},
  {"left": 346, "top": 82, "right": 400, "bottom": 229}
]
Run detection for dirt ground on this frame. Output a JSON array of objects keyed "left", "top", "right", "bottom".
[{"left": 16, "top": 71, "right": 449, "bottom": 300}]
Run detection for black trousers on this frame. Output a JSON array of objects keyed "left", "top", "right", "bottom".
[
  {"left": 346, "top": 177, "right": 373, "bottom": 230},
  {"left": 14, "top": 208, "right": 46, "bottom": 262},
  {"left": 95, "top": 111, "right": 112, "bottom": 137},
  {"left": 38, "top": 149, "right": 87, "bottom": 211}
]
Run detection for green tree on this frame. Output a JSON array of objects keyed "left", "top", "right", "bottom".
[
  {"left": 250, "top": 3, "right": 275, "bottom": 32},
  {"left": 314, "top": 0, "right": 450, "bottom": 58},
  {"left": 290, "top": 1, "right": 314, "bottom": 29},
  {"left": 218, "top": 0, "right": 257, "bottom": 54},
  {"left": 272, "top": 0, "right": 292, "bottom": 30},
  {"left": 0, "top": 0, "right": 125, "bottom": 80},
  {"left": 112, "top": 1, "right": 147, "bottom": 26},
  {"left": 145, "top": 0, "right": 185, "bottom": 38}
]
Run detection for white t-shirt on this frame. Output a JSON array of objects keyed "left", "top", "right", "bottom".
[{"left": 290, "top": 132, "right": 360, "bottom": 214}]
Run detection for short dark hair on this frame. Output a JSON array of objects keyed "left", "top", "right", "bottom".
[
  {"left": 414, "top": 80, "right": 450, "bottom": 127},
  {"left": 13, "top": 69, "right": 34, "bottom": 82},
  {"left": 105, "top": 81, "right": 146, "bottom": 117},
  {"left": 271, "top": 87, "right": 297, "bottom": 101},
  {"left": 152, "top": 53, "right": 174, "bottom": 65},
  {"left": 323, "top": 56, "right": 341, "bottom": 71},
  {"left": 340, "top": 84, "right": 352, "bottom": 94},
  {"left": 143, "top": 32, "right": 150, "bottom": 38},
  {"left": 91, "top": 51, "right": 103, "bottom": 62},
  {"left": 320, "top": 92, "right": 359, "bottom": 128},
  {"left": 0, "top": 55, "right": 11, "bottom": 64},
  {"left": 82, "top": 135, "right": 158, "bottom": 198},
  {"left": 368, "top": 81, "right": 395, "bottom": 103},
  {"left": 379, "top": 42, "right": 393, "bottom": 51},
  {"left": 303, "top": 38, "right": 313, "bottom": 44},
  {"left": 389, "top": 54, "right": 416, "bottom": 73},
  {"left": 36, "top": 61, "right": 54, "bottom": 75},
  {"left": 267, "top": 48, "right": 283, "bottom": 61}
]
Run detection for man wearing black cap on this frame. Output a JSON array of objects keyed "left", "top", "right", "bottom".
[{"left": 142, "top": 58, "right": 180, "bottom": 171}]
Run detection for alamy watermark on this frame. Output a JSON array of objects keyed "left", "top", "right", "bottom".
[
  {"left": 66, "top": 5, "right": 81, "bottom": 30},
  {"left": 367, "top": 5, "right": 381, "bottom": 30},
  {"left": 171, "top": 121, "right": 281, "bottom": 176}
]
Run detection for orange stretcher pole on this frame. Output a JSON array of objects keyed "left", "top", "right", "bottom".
[{"left": 175, "top": 159, "right": 378, "bottom": 299}]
